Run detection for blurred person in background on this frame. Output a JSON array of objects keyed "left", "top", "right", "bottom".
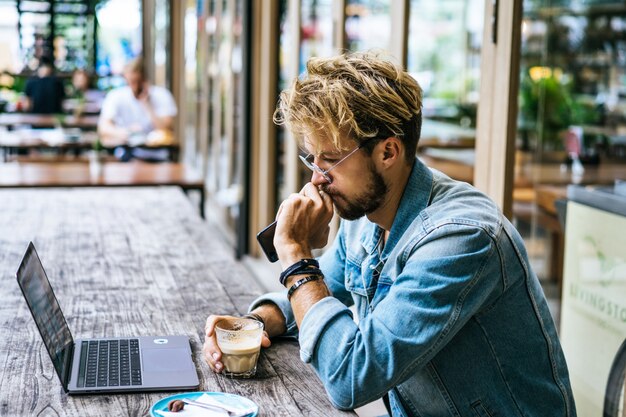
[
  {"left": 23, "top": 55, "right": 65, "bottom": 114},
  {"left": 97, "top": 57, "right": 176, "bottom": 151},
  {"left": 70, "top": 69, "right": 90, "bottom": 99}
]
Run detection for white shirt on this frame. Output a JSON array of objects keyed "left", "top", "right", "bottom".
[{"left": 100, "top": 85, "right": 177, "bottom": 134}]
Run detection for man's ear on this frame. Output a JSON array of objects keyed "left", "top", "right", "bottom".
[{"left": 377, "top": 137, "right": 403, "bottom": 167}]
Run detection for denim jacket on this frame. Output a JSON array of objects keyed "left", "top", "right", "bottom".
[{"left": 251, "top": 159, "right": 576, "bottom": 417}]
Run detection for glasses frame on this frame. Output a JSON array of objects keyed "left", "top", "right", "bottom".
[{"left": 299, "top": 138, "right": 375, "bottom": 184}]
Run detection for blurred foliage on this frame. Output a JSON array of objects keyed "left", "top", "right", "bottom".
[
  {"left": 520, "top": 70, "right": 601, "bottom": 149},
  {"left": 93, "top": 137, "right": 104, "bottom": 152},
  {"left": 0, "top": 73, "right": 28, "bottom": 93}
]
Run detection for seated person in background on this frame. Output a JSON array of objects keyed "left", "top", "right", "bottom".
[
  {"left": 98, "top": 57, "right": 177, "bottom": 150},
  {"left": 70, "top": 68, "right": 90, "bottom": 99},
  {"left": 203, "top": 53, "right": 577, "bottom": 417},
  {"left": 23, "top": 55, "right": 65, "bottom": 114},
  {"left": 66, "top": 69, "right": 92, "bottom": 117}
]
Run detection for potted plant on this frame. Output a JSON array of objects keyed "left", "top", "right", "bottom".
[{"left": 519, "top": 69, "right": 600, "bottom": 162}]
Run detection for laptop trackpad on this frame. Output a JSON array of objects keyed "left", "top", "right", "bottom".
[{"left": 142, "top": 348, "right": 193, "bottom": 372}]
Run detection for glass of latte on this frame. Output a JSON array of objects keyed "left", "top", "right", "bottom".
[{"left": 215, "top": 318, "right": 264, "bottom": 378}]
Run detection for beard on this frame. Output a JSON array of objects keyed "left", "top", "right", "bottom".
[{"left": 321, "top": 162, "right": 388, "bottom": 220}]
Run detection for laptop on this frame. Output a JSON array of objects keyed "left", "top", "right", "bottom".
[{"left": 16, "top": 242, "right": 200, "bottom": 394}]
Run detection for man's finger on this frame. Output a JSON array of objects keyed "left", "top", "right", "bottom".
[
  {"left": 261, "top": 331, "right": 272, "bottom": 348},
  {"left": 319, "top": 189, "right": 333, "bottom": 212},
  {"left": 205, "top": 314, "right": 224, "bottom": 336},
  {"left": 203, "top": 336, "right": 223, "bottom": 373}
]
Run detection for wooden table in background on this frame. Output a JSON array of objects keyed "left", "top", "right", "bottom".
[
  {"left": 0, "top": 131, "right": 180, "bottom": 162},
  {"left": 0, "top": 113, "right": 100, "bottom": 129},
  {"left": 420, "top": 151, "right": 626, "bottom": 187},
  {"left": 0, "top": 161, "right": 205, "bottom": 217},
  {"left": 418, "top": 119, "right": 475, "bottom": 150},
  {"left": 0, "top": 187, "right": 354, "bottom": 417}
]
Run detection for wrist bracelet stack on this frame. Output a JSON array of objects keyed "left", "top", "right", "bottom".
[
  {"left": 287, "top": 275, "right": 321, "bottom": 300},
  {"left": 280, "top": 258, "right": 324, "bottom": 301},
  {"left": 279, "top": 258, "right": 320, "bottom": 286}
]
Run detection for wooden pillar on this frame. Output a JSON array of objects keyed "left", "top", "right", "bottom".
[
  {"left": 474, "top": 0, "right": 523, "bottom": 218},
  {"left": 333, "top": 0, "right": 346, "bottom": 54},
  {"left": 170, "top": 0, "right": 185, "bottom": 160},
  {"left": 249, "top": 0, "right": 280, "bottom": 255},
  {"left": 141, "top": 0, "right": 155, "bottom": 82},
  {"left": 390, "top": 0, "right": 409, "bottom": 67}
]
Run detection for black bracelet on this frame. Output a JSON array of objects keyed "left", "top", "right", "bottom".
[
  {"left": 243, "top": 313, "right": 265, "bottom": 330},
  {"left": 279, "top": 258, "right": 319, "bottom": 286},
  {"left": 287, "top": 275, "right": 321, "bottom": 300},
  {"left": 286, "top": 267, "right": 322, "bottom": 279}
]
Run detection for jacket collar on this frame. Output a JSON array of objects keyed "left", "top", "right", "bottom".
[{"left": 358, "top": 158, "right": 433, "bottom": 257}]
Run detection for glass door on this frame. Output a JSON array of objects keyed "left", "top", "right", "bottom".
[
  {"left": 515, "top": 0, "right": 626, "bottom": 294},
  {"left": 345, "top": 0, "right": 391, "bottom": 52},
  {"left": 204, "top": 0, "right": 246, "bottom": 243},
  {"left": 408, "top": 0, "right": 484, "bottom": 185},
  {"left": 275, "top": 0, "right": 337, "bottom": 214}
]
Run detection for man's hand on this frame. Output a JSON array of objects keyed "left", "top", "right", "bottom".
[
  {"left": 274, "top": 183, "right": 334, "bottom": 267},
  {"left": 98, "top": 118, "right": 132, "bottom": 146},
  {"left": 203, "top": 314, "right": 271, "bottom": 373},
  {"left": 137, "top": 82, "right": 151, "bottom": 104}
]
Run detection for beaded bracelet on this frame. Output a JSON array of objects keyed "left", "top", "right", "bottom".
[
  {"left": 287, "top": 275, "right": 321, "bottom": 300},
  {"left": 279, "top": 258, "right": 319, "bottom": 286}
]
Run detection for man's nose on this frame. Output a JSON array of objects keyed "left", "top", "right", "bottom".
[{"left": 310, "top": 170, "right": 329, "bottom": 186}]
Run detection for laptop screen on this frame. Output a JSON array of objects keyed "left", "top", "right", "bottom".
[{"left": 16, "top": 243, "right": 74, "bottom": 389}]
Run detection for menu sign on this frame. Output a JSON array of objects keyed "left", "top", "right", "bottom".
[{"left": 561, "top": 201, "right": 626, "bottom": 416}]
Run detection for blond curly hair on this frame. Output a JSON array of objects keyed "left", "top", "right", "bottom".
[{"left": 273, "top": 52, "right": 423, "bottom": 162}]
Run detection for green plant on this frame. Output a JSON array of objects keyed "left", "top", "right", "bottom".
[
  {"left": 93, "top": 137, "right": 104, "bottom": 152},
  {"left": 520, "top": 70, "right": 600, "bottom": 151}
]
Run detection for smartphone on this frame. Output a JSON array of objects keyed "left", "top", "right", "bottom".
[{"left": 256, "top": 220, "right": 278, "bottom": 262}]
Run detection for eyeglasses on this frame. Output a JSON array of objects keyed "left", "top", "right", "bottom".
[{"left": 299, "top": 139, "right": 373, "bottom": 184}]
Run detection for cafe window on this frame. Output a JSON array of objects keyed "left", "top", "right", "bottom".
[
  {"left": 300, "top": 0, "right": 334, "bottom": 72},
  {"left": 515, "top": 0, "right": 626, "bottom": 290},
  {"left": 16, "top": 0, "right": 97, "bottom": 72},
  {"left": 95, "top": 0, "right": 142, "bottom": 87},
  {"left": 345, "top": 0, "right": 391, "bottom": 52},
  {"left": 275, "top": 0, "right": 336, "bottom": 214},
  {"left": 297, "top": 0, "right": 335, "bottom": 194},
  {"left": 0, "top": 1, "right": 20, "bottom": 72},
  {"left": 275, "top": 0, "right": 290, "bottom": 211},
  {"left": 202, "top": 0, "right": 247, "bottom": 243},
  {"left": 153, "top": 0, "right": 171, "bottom": 89},
  {"left": 407, "top": 0, "right": 484, "bottom": 185},
  {"left": 182, "top": 0, "right": 198, "bottom": 160}
]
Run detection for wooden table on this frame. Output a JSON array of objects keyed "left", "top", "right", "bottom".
[
  {"left": 418, "top": 119, "right": 475, "bottom": 150},
  {"left": 420, "top": 150, "right": 626, "bottom": 187},
  {"left": 0, "top": 129, "right": 96, "bottom": 161},
  {"left": 0, "top": 187, "right": 354, "bottom": 416},
  {"left": 0, "top": 161, "right": 205, "bottom": 217},
  {"left": 0, "top": 113, "right": 99, "bottom": 130},
  {"left": 0, "top": 130, "right": 180, "bottom": 162}
]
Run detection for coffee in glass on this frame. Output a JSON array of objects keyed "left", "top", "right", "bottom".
[{"left": 215, "top": 318, "right": 263, "bottom": 378}]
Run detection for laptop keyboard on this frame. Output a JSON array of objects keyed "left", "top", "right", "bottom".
[{"left": 77, "top": 339, "right": 142, "bottom": 388}]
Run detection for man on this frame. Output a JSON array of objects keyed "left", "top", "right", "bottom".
[
  {"left": 204, "top": 53, "right": 576, "bottom": 416},
  {"left": 23, "top": 55, "right": 65, "bottom": 114},
  {"left": 98, "top": 57, "right": 176, "bottom": 147}
]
